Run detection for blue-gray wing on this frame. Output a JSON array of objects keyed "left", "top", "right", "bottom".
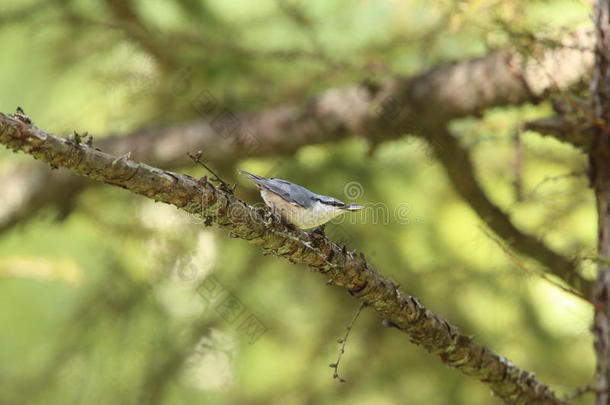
[
  {"left": 266, "top": 179, "right": 351, "bottom": 208},
  {"left": 239, "top": 170, "right": 312, "bottom": 207},
  {"left": 239, "top": 170, "right": 349, "bottom": 208},
  {"left": 263, "top": 179, "right": 315, "bottom": 208}
]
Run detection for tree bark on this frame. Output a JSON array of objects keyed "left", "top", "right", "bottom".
[
  {"left": 0, "top": 111, "right": 567, "bottom": 404},
  {"left": 592, "top": 1, "right": 610, "bottom": 404}
]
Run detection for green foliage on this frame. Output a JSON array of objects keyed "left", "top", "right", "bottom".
[{"left": 0, "top": 1, "right": 595, "bottom": 404}]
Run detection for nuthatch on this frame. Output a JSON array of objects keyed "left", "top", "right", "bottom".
[{"left": 239, "top": 170, "right": 364, "bottom": 229}]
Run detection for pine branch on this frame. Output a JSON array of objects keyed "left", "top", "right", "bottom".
[
  {"left": 0, "top": 111, "right": 566, "bottom": 404},
  {"left": 428, "top": 125, "right": 591, "bottom": 296}
]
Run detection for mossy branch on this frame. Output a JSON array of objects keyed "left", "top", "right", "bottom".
[{"left": 0, "top": 111, "right": 566, "bottom": 404}]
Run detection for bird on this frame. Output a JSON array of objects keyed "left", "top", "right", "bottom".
[{"left": 238, "top": 170, "right": 364, "bottom": 230}]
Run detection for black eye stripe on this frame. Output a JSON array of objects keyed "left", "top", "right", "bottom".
[{"left": 315, "top": 198, "right": 345, "bottom": 207}]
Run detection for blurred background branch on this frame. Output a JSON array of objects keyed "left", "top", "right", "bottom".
[
  {"left": 0, "top": 111, "right": 566, "bottom": 405},
  {"left": 0, "top": 1, "right": 600, "bottom": 404}
]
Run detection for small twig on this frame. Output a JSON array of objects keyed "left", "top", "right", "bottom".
[
  {"left": 582, "top": 254, "right": 610, "bottom": 267},
  {"left": 187, "top": 150, "right": 234, "bottom": 193},
  {"left": 329, "top": 302, "right": 367, "bottom": 383},
  {"left": 526, "top": 171, "right": 586, "bottom": 200},
  {"left": 562, "top": 384, "right": 599, "bottom": 401},
  {"left": 479, "top": 226, "right": 591, "bottom": 305},
  {"left": 513, "top": 126, "right": 524, "bottom": 202}
]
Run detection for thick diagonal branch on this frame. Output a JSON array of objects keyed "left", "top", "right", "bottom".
[
  {"left": 427, "top": 125, "right": 590, "bottom": 296},
  {"left": 0, "top": 112, "right": 567, "bottom": 405}
]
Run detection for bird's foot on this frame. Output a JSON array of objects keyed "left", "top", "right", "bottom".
[
  {"left": 312, "top": 224, "right": 326, "bottom": 236},
  {"left": 264, "top": 210, "right": 296, "bottom": 231}
]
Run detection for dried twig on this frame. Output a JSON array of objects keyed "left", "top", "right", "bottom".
[
  {"left": 187, "top": 150, "right": 234, "bottom": 193},
  {"left": 329, "top": 302, "right": 367, "bottom": 383},
  {"left": 562, "top": 384, "right": 598, "bottom": 402},
  {"left": 479, "top": 226, "right": 590, "bottom": 305}
]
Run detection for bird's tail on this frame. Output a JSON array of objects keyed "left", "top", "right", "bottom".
[{"left": 238, "top": 169, "right": 267, "bottom": 186}]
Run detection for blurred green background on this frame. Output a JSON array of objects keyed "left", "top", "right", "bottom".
[{"left": 0, "top": 1, "right": 597, "bottom": 404}]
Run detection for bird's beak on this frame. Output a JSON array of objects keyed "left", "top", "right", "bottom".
[{"left": 345, "top": 204, "right": 364, "bottom": 211}]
